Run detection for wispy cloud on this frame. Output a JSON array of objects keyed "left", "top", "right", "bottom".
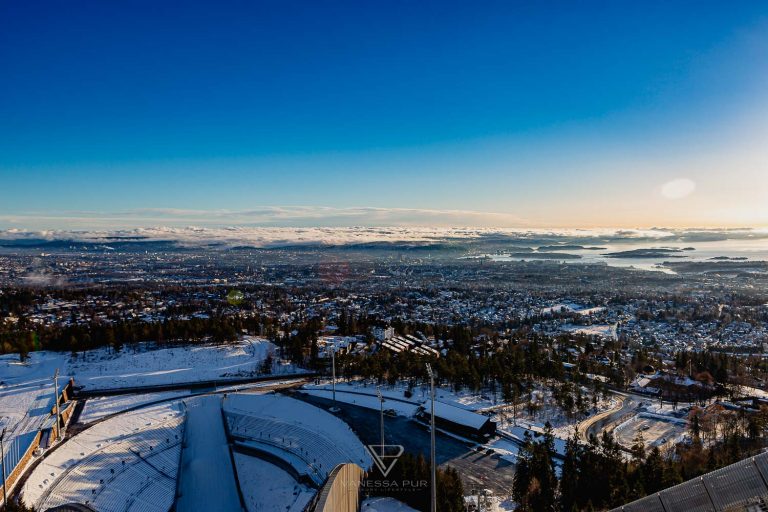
[{"left": 0, "top": 206, "right": 531, "bottom": 230}]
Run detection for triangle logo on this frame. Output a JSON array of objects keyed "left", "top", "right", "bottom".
[{"left": 366, "top": 444, "right": 404, "bottom": 477}]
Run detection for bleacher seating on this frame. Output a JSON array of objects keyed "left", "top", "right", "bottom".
[
  {"left": 31, "top": 410, "right": 184, "bottom": 512},
  {"left": 226, "top": 411, "right": 366, "bottom": 485}
]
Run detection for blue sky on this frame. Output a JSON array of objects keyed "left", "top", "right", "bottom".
[{"left": 1, "top": 1, "right": 767, "bottom": 228}]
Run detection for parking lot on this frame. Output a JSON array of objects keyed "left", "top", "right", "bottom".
[
  {"left": 614, "top": 414, "right": 686, "bottom": 450},
  {"left": 293, "top": 391, "right": 516, "bottom": 496}
]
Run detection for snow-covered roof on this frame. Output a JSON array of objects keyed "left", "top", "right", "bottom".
[{"left": 426, "top": 400, "right": 492, "bottom": 430}]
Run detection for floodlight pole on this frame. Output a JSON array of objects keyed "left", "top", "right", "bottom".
[
  {"left": 1, "top": 426, "right": 7, "bottom": 507},
  {"left": 426, "top": 363, "right": 437, "bottom": 512},
  {"left": 376, "top": 386, "right": 385, "bottom": 457},
  {"left": 53, "top": 369, "right": 61, "bottom": 441},
  {"left": 331, "top": 348, "right": 337, "bottom": 407}
]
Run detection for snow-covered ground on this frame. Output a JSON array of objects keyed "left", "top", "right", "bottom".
[
  {"left": 465, "top": 494, "right": 517, "bottom": 512},
  {"left": 300, "top": 387, "right": 420, "bottom": 417},
  {"left": 77, "top": 378, "right": 307, "bottom": 425},
  {"left": 22, "top": 401, "right": 185, "bottom": 512},
  {"left": 362, "top": 495, "right": 513, "bottom": 512},
  {"left": 642, "top": 401, "right": 690, "bottom": 417},
  {"left": 224, "top": 393, "right": 372, "bottom": 484},
  {"left": 0, "top": 351, "right": 71, "bottom": 497},
  {"left": 730, "top": 384, "right": 768, "bottom": 399},
  {"left": 560, "top": 323, "right": 618, "bottom": 339},
  {"left": 541, "top": 303, "right": 606, "bottom": 316},
  {"left": 0, "top": 338, "right": 305, "bottom": 509},
  {"left": 79, "top": 390, "right": 192, "bottom": 423},
  {"left": 304, "top": 379, "right": 502, "bottom": 413},
  {"left": 0, "top": 351, "right": 69, "bottom": 439},
  {"left": 505, "top": 425, "right": 568, "bottom": 456},
  {"left": 361, "top": 497, "right": 419, "bottom": 511},
  {"left": 234, "top": 453, "right": 315, "bottom": 512},
  {"left": 483, "top": 437, "right": 522, "bottom": 462},
  {"left": 70, "top": 337, "right": 285, "bottom": 391}
]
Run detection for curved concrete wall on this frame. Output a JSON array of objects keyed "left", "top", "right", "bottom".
[{"left": 313, "top": 463, "right": 365, "bottom": 512}]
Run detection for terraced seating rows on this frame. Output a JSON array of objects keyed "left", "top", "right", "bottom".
[
  {"left": 28, "top": 407, "right": 185, "bottom": 512},
  {"left": 227, "top": 412, "right": 366, "bottom": 483}
]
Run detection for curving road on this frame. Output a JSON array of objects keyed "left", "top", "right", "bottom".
[{"left": 578, "top": 394, "right": 649, "bottom": 442}]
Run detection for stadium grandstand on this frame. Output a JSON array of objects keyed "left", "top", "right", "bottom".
[
  {"left": 21, "top": 401, "right": 185, "bottom": 512},
  {"left": 222, "top": 393, "right": 371, "bottom": 487}
]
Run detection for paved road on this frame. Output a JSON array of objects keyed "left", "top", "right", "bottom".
[
  {"left": 293, "top": 391, "right": 516, "bottom": 496},
  {"left": 584, "top": 396, "right": 646, "bottom": 440}
]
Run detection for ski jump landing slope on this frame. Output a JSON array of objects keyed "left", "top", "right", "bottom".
[{"left": 176, "top": 395, "right": 243, "bottom": 512}]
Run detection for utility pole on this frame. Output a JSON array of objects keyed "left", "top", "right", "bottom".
[
  {"left": 1, "top": 426, "right": 7, "bottom": 508},
  {"left": 53, "top": 369, "right": 61, "bottom": 442},
  {"left": 331, "top": 348, "right": 336, "bottom": 404},
  {"left": 329, "top": 348, "right": 339, "bottom": 413},
  {"left": 425, "top": 363, "right": 437, "bottom": 512},
  {"left": 376, "top": 386, "right": 385, "bottom": 457}
]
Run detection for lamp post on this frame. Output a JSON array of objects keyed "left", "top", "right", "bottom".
[
  {"left": 331, "top": 348, "right": 336, "bottom": 403},
  {"left": 53, "top": 369, "right": 61, "bottom": 441},
  {"left": 425, "top": 363, "right": 437, "bottom": 512},
  {"left": 376, "top": 386, "right": 385, "bottom": 457},
  {"left": 1, "top": 426, "right": 7, "bottom": 508},
  {"left": 329, "top": 347, "right": 339, "bottom": 413}
]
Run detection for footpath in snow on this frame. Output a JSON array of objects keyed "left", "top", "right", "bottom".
[{"left": 176, "top": 395, "right": 243, "bottom": 512}]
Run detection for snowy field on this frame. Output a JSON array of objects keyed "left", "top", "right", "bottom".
[
  {"left": 560, "top": 323, "right": 618, "bottom": 339},
  {"left": 0, "top": 351, "right": 71, "bottom": 495},
  {"left": 77, "top": 378, "right": 307, "bottom": 425},
  {"left": 0, "top": 351, "right": 69, "bottom": 439},
  {"left": 70, "top": 337, "right": 284, "bottom": 391},
  {"left": 304, "top": 379, "right": 503, "bottom": 412},
  {"left": 300, "top": 387, "right": 420, "bottom": 417},
  {"left": 483, "top": 437, "right": 522, "bottom": 462},
  {"left": 541, "top": 303, "right": 606, "bottom": 316},
  {"left": 78, "top": 390, "right": 192, "bottom": 423},
  {"left": 22, "top": 401, "right": 185, "bottom": 512},
  {"left": 234, "top": 453, "right": 315, "bottom": 512}
]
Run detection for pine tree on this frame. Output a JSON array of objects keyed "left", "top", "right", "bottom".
[{"left": 559, "top": 434, "right": 580, "bottom": 512}]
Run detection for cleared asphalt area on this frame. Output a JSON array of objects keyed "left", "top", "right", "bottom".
[
  {"left": 614, "top": 415, "right": 685, "bottom": 450},
  {"left": 445, "top": 447, "right": 516, "bottom": 494},
  {"left": 294, "top": 392, "right": 517, "bottom": 496}
]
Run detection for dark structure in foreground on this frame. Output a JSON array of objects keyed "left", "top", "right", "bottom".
[{"left": 611, "top": 451, "right": 768, "bottom": 512}]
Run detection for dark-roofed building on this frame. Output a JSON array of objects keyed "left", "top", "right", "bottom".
[{"left": 418, "top": 401, "right": 496, "bottom": 440}]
